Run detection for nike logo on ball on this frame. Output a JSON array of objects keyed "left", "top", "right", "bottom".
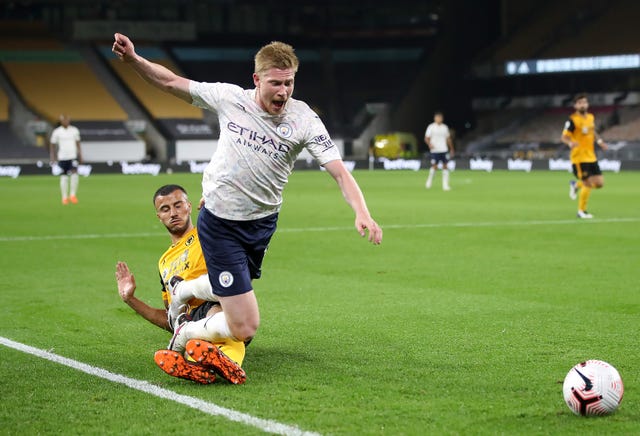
[{"left": 574, "top": 368, "right": 593, "bottom": 391}]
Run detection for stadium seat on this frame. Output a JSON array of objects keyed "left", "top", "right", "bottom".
[
  {"left": 0, "top": 86, "right": 9, "bottom": 121},
  {"left": 3, "top": 60, "right": 127, "bottom": 122},
  {"left": 103, "top": 46, "right": 203, "bottom": 120}
]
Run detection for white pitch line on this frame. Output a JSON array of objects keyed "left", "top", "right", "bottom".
[
  {"left": 0, "top": 217, "right": 638, "bottom": 242},
  {"left": 0, "top": 232, "right": 166, "bottom": 242},
  {"left": 0, "top": 336, "right": 320, "bottom": 436}
]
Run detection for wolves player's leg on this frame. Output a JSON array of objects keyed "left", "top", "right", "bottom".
[
  {"left": 154, "top": 349, "right": 216, "bottom": 384},
  {"left": 167, "top": 274, "right": 218, "bottom": 326},
  {"left": 587, "top": 174, "right": 604, "bottom": 189},
  {"left": 578, "top": 185, "right": 592, "bottom": 217},
  {"left": 168, "top": 304, "right": 250, "bottom": 384},
  {"left": 578, "top": 172, "right": 604, "bottom": 218},
  {"left": 169, "top": 292, "right": 258, "bottom": 351}
]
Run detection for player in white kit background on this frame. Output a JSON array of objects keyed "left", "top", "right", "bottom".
[
  {"left": 49, "top": 114, "right": 82, "bottom": 204},
  {"left": 112, "top": 33, "right": 382, "bottom": 381},
  {"left": 424, "top": 111, "right": 455, "bottom": 191}
]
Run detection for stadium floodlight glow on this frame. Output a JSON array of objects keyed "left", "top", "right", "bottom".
[{"left": 505, "top": 54, "right": 640, "bottom": 75}]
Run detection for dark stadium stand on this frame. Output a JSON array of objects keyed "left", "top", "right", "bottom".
[
  {"left": 332, "top": 48, "right": 423, "bottom": 131},
  {"left": 602, "top": 106, "right": 640, "bottom": 141},
  {"left": 100, "top": 46, "right": 203, "bottom": 120},
  {"left": 463, "top": 0, "right": 640, "bottom": 163},
  {"left": 0, "top": 54, "right": 49, "bottom": 160},
  {"left": 0, "top": 85, "right": 8, "bottom": 121},
  {"left": 489, "top": 2, "right": 575, "bottom": 62},
  {"left": 0, "top": 122, "right": 48, "bottom": 161},
  {"left": 2, "top": 58, "right": 127, "bottom": 122},
  {"left": 2, "top": 1, "right": 639, "bottom": 166},
  {"left": 463, "top": 88, "right": 640, "bottom": 157},
  {"left": 0, "top": 33, "right": 151, "bottom": 163},
  {"left": 170, "top": 44, "right": 424, "bottom": 136},
  {"left": 541, "top": 5, "right": 640, "bottom": 58}
]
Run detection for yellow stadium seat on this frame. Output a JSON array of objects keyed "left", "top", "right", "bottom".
[
  {"left": 0, "top": 87, "right": 9, "bottom": 121},
  {"left": 3, "top": 61, "right": 127, "bottom": 122},
  {"left": 110, "top": 59, "right": 202, "bottom": 119}
]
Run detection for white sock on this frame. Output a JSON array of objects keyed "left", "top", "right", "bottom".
[
  {"left": 177, "top": 274, "right": 218, "bottom": 303},
  {"left": 183, "top": 311, "right": 235, "bottom": 342},
  {"left": 443, "top": 169, "right": 450, "bottom": 188},
  {"left": 70, "top": 173, "right": 79, "bottom": 196},
  {"left": 426, "top": 168, "right": 435, "bottom": 187},
  {"left": 60, "top": 175, "right": 69, "bottom": 199}
]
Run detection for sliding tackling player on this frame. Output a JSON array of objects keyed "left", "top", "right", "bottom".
[{"left": 115, "top": 184, "right": 246, "bottom": 384}]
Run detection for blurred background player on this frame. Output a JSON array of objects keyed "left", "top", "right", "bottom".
[
  {"left": 424, "top": 111, "right": 455, "bottom": 191},
  {"left": 561, "top": 93, "right": 609, "bottom": 219},
  {"left": 49, "top": 114, "right": 82, "bottom": 204},
  {"left": 115, "top": 184, "right": 246, "bottom": 384}
]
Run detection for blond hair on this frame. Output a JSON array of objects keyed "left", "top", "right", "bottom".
[{"left": 254, "top": 41, "right": 299, "bottom": 75}]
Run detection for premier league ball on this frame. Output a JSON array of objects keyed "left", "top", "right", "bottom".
[{"left": 563, "top": 360, "right": 624, "bottom": 416}]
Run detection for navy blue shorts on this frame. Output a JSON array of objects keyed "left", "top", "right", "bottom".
[
  {"left": 197, "top": 208, "right": 278, "bottom": 297},
  {"left": 58, "top": 160, "right": 77, "bottom": 175},
  {"left": 430, "top": 152, "right": 448, "bottom": 165}
]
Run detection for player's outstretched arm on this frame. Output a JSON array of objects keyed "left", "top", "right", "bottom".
[
  {"left": 112, "top": 33, "right": 192, "bottom": 103},
  {"left": 115, "top": 261, "right": 171, "bottom": 331},
  {"left": 596, "top": 136, "right": 609, "bottom": 151},
  {"left": 324, "top": 160, "right": 383, "bottom": 245}
]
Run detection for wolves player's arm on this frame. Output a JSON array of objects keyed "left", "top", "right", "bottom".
[
  {"left": 595, "top": 133, "right": 609, "bottom": 151},
  {"left": 561, "top": 119, "right": 576, "bottom": 148},
  {"left": 115, "top": 261, "right": 171, "bottom": 331},
  {"left": 323, "top": 160, "right": 382, "bottom": 245},
  {"left": 112, "top": 33, "right": 191, "bottom": 103}
]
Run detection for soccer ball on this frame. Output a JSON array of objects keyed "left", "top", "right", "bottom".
[{"left": 562, "top": 360, "right": 624, "bottom": 416}]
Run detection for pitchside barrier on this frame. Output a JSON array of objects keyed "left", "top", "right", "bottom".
[{"left": 0, "top": 158, "right": 635, "bottom": 179}]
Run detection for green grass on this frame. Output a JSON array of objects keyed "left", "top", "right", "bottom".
[{"left": 1, "top": 169, "right": 639, "bottom": 435}]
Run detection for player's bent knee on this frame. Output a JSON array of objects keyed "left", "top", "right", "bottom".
[{"left": 230, "top": 322, "right": 258, "bottom": 342}]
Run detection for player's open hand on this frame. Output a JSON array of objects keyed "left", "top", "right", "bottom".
[
  {"left": 355, "top": 215, "right": 383, "bottom": 245},
  {"left": 112, "top": 33, "right": 136, "bottom": 62},
  {"left": 115, "top": 261, "right": 137, "bottom": 302}
]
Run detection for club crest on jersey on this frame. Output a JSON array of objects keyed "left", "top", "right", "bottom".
[
  {"left": 276, "top": 123, "right": 293, "bottom": 138},
  {"left": 185, "top": 235, "right": 195, "bottom": 246},
  {"left": 219, "top": 271, "right": 234, "bottom": 288}
]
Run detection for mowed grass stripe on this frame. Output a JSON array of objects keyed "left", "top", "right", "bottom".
[
  {"left": 0, "top": 336, "right": 321, "bottom": 436},
  {"left": 0, "top": 217, "right": 638, "bottom": 242}
]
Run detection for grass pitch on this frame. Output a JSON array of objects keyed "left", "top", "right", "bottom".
[{"left": 1, "top": 169, "right": 639, "bottom": 435}]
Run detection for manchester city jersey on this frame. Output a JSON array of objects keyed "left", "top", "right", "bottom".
[{"left": 190, "top": 81, "right": 343, "bottom": 221}]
